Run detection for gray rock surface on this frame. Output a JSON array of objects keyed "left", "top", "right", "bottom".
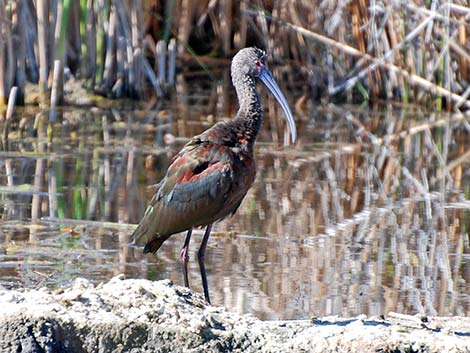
[{"left": 0, "top": 275, "right": 468, "bottom": 353}]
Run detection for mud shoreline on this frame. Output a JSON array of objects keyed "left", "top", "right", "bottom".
[{"left": 0, "top": 275, "right": 468, "bottom": 353}]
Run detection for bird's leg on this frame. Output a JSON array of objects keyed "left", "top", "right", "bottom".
[
  {"left": 197, "top": 224, "right": 213, "bottom": 304},
  {"left": 180, "top": 228, "right": 192, "bottom": 288}
]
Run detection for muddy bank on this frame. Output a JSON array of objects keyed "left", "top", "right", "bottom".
[{"left": 0, "top": 275, "right": 468, "bottom": 353}]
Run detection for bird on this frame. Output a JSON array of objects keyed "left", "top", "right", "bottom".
[{"left": 131, "top": 47, "right": 297, "bottom": 304}]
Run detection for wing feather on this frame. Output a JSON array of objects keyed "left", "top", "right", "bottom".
[{"left": 131, "top": 143, "right": 235, "bottom": 252}]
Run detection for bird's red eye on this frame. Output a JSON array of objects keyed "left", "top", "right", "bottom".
[{"left": 255, "top": 60, "right": 262, "bottom": 67}]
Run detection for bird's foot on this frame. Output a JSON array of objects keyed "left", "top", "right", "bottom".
[{"left": 180, "top": 246, "right": 190, "bottom": 264}]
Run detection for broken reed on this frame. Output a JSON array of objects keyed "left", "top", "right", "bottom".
[
  {"left": 0, "top": 0, "right": 176, "bottom": 106},
  {"left": 0, "top": 0, "right": 469, "bottom": 109}
]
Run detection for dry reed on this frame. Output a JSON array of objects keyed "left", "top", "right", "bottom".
[{"left": 0, "top": 1, "right": 469, "bottom": 108}]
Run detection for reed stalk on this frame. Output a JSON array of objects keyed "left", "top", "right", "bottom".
[
  {"left": 49, "top": 60, "right": 61, "bottom": 123},
  {"left": 6, "top": 86, "right": 17, "bottom": 121},
  {"left": 156, "top": 40, "right": 166, "bottom": 86},
  {"left": 167, "top": 38, "right": 176, "bottom": 86},
  {"left": 0, "top": 1, "right": 468, "bottom": 106},
  {"left": 11, "top": 0, "right": 25, "bottom": 104},
  {"left": 0, "top": 0, "right": 8, "bottom": 105},
  {"left": 1, "top": 86, "right": 17, "bottom": 145},
  {"left": 36, "top": 0, "right": 49, "bottom": 103},
  {"left": 253, "top": 12, "right": 470, "bottom": 110}
]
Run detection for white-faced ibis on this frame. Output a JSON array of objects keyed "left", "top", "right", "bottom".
[{"left": 132, "top": 47, "right": 296, "bottom": 304}]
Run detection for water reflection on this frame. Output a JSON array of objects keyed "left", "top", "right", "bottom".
[{"left": 0, "top": 71, "right": 469, "bottom": 319}]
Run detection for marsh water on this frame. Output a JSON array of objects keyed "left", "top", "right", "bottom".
[{"left": 0, "top": 70, "right": 469, "bottom": 320}]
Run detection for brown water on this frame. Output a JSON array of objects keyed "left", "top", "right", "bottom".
[{"left": 0, "top": 72, "right": 469, "bottom": 320}]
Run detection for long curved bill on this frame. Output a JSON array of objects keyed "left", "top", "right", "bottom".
[{"left": 259, "top": 69, "right": 297, "bottom": 143}]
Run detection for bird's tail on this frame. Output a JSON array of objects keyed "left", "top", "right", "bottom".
[
  {"left": 131, "top": 209, "right": 167, "bottom": 250},
  {"left": 131, "top": 189, "right": 170, "bottom": 254},
  {"left": 131, "top": 220, "right": 170, "bottom": 254},
  {"left": 142, "top": 236, "right": 169, "bottom": 254}
]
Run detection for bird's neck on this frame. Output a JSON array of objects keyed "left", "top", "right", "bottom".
[{"left": 233, "top": 74, "right": 263, "bottom": 147}]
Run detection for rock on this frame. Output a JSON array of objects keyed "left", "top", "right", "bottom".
[{"left": 0, "top": 275, "right": 468, "bottom": 353}]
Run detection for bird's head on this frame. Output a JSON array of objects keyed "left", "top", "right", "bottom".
[{"left": 231, "top": 47, "right": 267, "bottom": 78}]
